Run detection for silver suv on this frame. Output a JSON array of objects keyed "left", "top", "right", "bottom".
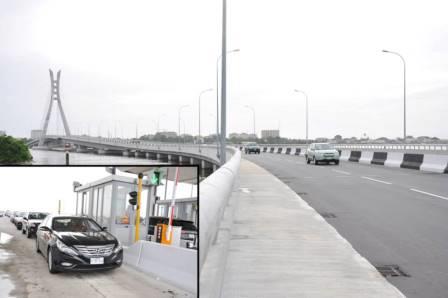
[
  {"left": 305, "top": 143, "right": 340, "bottom": 165},
  {"left": 22, "top": 212, "right": 49, "bottom": 238}
]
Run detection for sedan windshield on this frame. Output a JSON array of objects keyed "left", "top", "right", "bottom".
[
  {"left": 315, "top": 144, "right": 333, "bottom": 150},
  {"left": 29, "top": 212, "right": 48, "bottom": 220},
  {"left": 52, "top": 218, "right": 102, "bottom": 232}
]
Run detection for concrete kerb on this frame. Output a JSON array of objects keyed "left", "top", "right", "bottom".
[
  {"left": 384, "top": 152, "right": 404, "bottom": 168},
  {"left": 359, "top": 151, "right": 374, "bottom": 164}
]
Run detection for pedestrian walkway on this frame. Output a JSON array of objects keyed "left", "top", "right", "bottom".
[{"left": 220, "top": 159, "right": 405, "bottom": 297}]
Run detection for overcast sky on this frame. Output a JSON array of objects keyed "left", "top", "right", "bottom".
[
  {"left": 1, "top": 0, "right": 447, "bottom": 140},
  {"left": 0, "top": 167, "right": 196, "bottom": 214}
]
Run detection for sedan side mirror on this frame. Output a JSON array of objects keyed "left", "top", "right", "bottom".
[
  {"left": 102, "top": 227, "right": 108, "bottom": 231},
  {"left": 39, "top": 226, "right": 50, "bottom": 232}
]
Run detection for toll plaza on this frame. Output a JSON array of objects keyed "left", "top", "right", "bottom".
[{"left": 73, "top": 166, "right": 198, "bottom": 294}]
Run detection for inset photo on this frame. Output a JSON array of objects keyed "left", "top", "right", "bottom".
[{"left": 0, "top": 166, "right": 198, "bottom": 297}]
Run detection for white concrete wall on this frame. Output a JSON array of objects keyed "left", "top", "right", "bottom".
[
  {"left": 200, "top": 148, "right": 241, "bottom": 270},
  {"left": 124, "top": 240, "right": 197, "bottom": 294}
]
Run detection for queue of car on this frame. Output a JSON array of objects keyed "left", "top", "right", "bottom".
[{"left": 2, "top": 210, "right": 123, "bottom": 274}]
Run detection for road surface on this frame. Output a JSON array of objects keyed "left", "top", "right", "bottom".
[{"left": 245, "top": 152, "right": 448, "bottom": 298}]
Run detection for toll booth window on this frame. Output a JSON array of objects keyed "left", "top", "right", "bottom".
[
  {"left": 102, "top": 185, "right": 112, "bottom": 227},
  {"left": 115, "top": 184, "right": 133, "bottom": 225}
]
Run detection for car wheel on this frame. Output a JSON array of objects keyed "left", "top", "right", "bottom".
[
  {"left": 16, "top": 224, "right": 21, "bottom": 230},
  {"left": 22, "top": 228, "right": 25, "bottom": 234},
  {"left": 27, "top": 228, "right": 32, "bottom": 238},
  {"left": 335, "top": 160, "right": 340, "bottom": 165},
  {"left": 48, "top": 248, "right": 58, "bottom": 274},
  {"left": 36, "top": 237, "right": 40, "bottom": 253},
  {"left": 314, "top": 157, "right": 318, "bottom": 165}
]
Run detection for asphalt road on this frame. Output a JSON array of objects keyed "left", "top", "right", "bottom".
[
  {"left": 244, "top": 152, "right": 448, "bottom": 298},
  {"left": 0, "top": 217, "right": 192, "bottom": 298}
]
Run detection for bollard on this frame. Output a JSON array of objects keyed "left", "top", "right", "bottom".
[{"left": 65, "top": 151, "right": 69, "bottom": 165}]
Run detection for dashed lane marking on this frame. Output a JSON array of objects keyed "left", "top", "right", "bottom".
[
  {"left": 361, "top": 176, "right": 392, "bottom": 185},
  {"left": 410, "top": 188, "right": 448, "bottom": 201},
  {"left": 332, "top": 169, "right": 351, "bottom": 175}
]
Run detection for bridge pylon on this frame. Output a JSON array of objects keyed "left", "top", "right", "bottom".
[{"left": 38, "top": 69, "right": 71, "bottom": 147}]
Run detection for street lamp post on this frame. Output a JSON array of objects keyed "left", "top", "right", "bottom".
[
  {"left": 216, "top": 48, "right": 239, "bottom": 160},
  {"left": 382, "top": 49, "right": 406, "bottom": 142},
  {"left": 293, "top": 89, "right": 309, "bottom": 144},
  {"left": 178, "top": 105, "right": 189, "bottom": 150},
  {"left": 244, "top": 105, "right": 256, "bottom": 139},
  {"left": 198, "top": 88, "right": 213, "bottom": 152}
]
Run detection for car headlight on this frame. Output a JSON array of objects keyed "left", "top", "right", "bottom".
[
  {"left": 56, "top": 239, "right": 78, "bottom": 256},
  {"left": 113, "top": 241, "right": 123, "bottom": 254}
]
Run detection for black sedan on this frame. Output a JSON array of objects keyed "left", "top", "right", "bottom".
[{"left": 36, "top": 215, "right": 123, "bottom": 273}]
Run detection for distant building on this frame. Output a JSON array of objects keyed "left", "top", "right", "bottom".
[
  {"left": 229, "top": 133, "right": 256, "bottom": 140},
  {"left": 261, "top": 130, "right": 280, "bottom": 138},
  {"left": 31, "top": 129, "right": 43, "bottom": 139},
  {"left": 158, "top": 131, "right": 177, "bottom": 138},
  {"left": 0, "top": 130, "right": 6, "bottom": 136}
]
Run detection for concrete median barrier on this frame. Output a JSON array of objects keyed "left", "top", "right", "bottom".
[
  {"left": 295, "top": 148, "right": 301, "bottom": 155},
  {"left": 401, "top": 153, "right": 424, "bottom": 170},
  {"left": 420, "top": 154, "right": 448, "bottom": 173},
  {"left": 340, "top": 150, "right": 350, "bottom": 161},
  {"left": 285, "top": 148, "right": 291, "bottom": 155},
  {"left": 263, "top": 147, "right": 267, "bottom": 152},
  {"left": 348, "top": 150, "right": 361, "bottom": 162},
  {"left": 384, "top": 152, "right": 404, "bottom": 168},
  {"left": 371, "top": 152, "right": 388, "bottom": 165},
  {"left": 277, "top": 147, "right": 283, "bottom": 154},
  {"left": 270, "top": 147, "right": 275, "bottom": 153},
  {"left": 359, "top": 151, "right": 373, "bottom": 164}
]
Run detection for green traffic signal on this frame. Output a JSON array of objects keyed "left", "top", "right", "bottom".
[{"left": 151, "top": 170, "right": 161, "bottom": 185}]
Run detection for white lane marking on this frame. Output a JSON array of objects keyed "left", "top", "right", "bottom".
[
  {"left": 239, "top": 188, "right": 251, "bottom": 193},
  {"left": 332, "top": 169, "right": 351, "bottom": 175},
  {"left": 410, "top": 188, "right": 448, "bottom": 201},
  {"left": 361, "top": 176, "right": 392, "bottom": 185}
]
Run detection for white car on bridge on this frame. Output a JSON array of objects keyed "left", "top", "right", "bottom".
[{"left": 305, "top": 143, "right": 340, "bottom": 165}]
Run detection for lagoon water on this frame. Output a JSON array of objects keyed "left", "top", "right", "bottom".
[{"left": 31, "top": 149, "right": 166, "bottom": 165}]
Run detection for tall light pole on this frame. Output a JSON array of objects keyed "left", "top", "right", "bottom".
[
  {"left": 382, "top": 49, "right": 406, "bottom": 142},
  {"left": 178, "top": 105, "right": 189, "bottom": 150},
  {"left": 198, "top": 88, "right": 213, "bottom": 152},
  {"left": 219, "top": 0, "right": 227, "bottom": 165},
  {"left": 244, "top": 105, "right": 256, "bottom": 139},
  {"left": 216, "top": 48, "right": 240, "bottom": 159},
  {"left": 294, "top": 89, "right": 309, "bottom": 144}
]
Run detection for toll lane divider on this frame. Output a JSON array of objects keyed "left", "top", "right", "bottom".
[{"left": 124, "top": 241, "right": 197, "bottom": 293}]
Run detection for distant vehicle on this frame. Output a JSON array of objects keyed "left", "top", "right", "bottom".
[
  {"left": 0, "top": 211, "right": 4, "bottom": 217},
  {"left": 5, "top": 210, "right": 11, "bottom": 217},
  {"left": 12, "top": 212, "right": 26, "bottom": 230},
  {"left": 305, "top": 143, "right": 340, "bottom": 165},
  {"left": 244, "top": 142, "right": 261, "bottom": 154},
  {"left": 147, "top": 216, "right": 197, "bottom": 249},
  {"left": 36, "top": 215, "right": 123, "bottom": 273},
  {"left": 22, "top": 212, "right": 49, "bottom": 238},
  {"left": 10, "top": 211, "right": 19, "bottom": 223}
]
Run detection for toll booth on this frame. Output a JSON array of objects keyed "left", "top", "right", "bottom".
[{"left": 74, "top": 175, "right": 155, "bottom": 246}]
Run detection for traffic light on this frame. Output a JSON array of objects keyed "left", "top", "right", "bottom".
[
  {"left": 151, "top": 170, "right": 161, "bottom": 185},
  {"left": 128, "top": 191, "right": 137, "bottom": 205}
]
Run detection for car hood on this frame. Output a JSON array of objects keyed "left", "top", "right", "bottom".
[
  {"left": 54, "top": 231, "right": 117, "bottom": 246},
  {"left": 315, "top": 149, "right": 339, "bottom": 154}
]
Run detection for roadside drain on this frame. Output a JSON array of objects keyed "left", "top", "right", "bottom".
[
  {"left": 375, "top": 265, "right": 410, "bottom": 277},
  {"left": 231, "top": 235, "right": 249, "bottom": 240},
  {"left": 319, "top": 212, "right": 337, "bottom": 218}
]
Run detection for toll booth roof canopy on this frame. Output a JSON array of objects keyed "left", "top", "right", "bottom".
[
  {"left": 74, "top": 175, "right": 151, "bottom": 192},
  {"left": 117, "top": 167, "right": 198, "bottom": 185}
]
